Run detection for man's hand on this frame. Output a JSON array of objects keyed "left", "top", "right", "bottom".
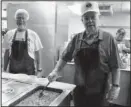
[
  {"left": 47, "top": 59, "right": 66, "bottom": 82},
  {"left": 106, "top": 85, "right": 120, "bottom": 103},
  {"left": 47, "top": 70, "right": 61, "bottom": 82}
]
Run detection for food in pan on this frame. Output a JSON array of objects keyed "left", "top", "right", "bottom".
[{"left": 16, "top": 89, "right": 60, "bottom": 106}]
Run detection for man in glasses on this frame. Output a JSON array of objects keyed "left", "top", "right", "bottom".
[
  {"left": 3, "top": 9, "right": 43, "bottom": 76},
  {"left": 115, "top": 28, "right": 126, "bottom": 43},
  {"left": 115, "top": 28, "right": 130, "bottom": 68}
]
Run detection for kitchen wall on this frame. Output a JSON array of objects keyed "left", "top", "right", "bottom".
[
  {"left": 100, "top": 12, "right": 130, "bottom": 36},
  {"left": 54, "top": 3, "right": 71, "bottom": 62},
  {"left": 55, "top": 3, "right": 71, "bottom": 48},
  {"left": 68, "top": 11, "right": 130, "bottom": 39}
]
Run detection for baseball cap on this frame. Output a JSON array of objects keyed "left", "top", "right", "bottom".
[{"left": 81, "top": 1, "right": 100, "bottom": 16}]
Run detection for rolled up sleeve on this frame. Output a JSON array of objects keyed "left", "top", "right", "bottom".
[
  {"left": 108, "top": 36, "right": 121, "bottom": 69},
  {"left": 61, "top": 35, "right": 76, "bottom": 62},
  {"left": 34, "top": 33, "right": 43, "bottom": 51}
]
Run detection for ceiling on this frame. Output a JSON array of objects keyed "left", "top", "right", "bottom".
[
  {"left": 63, "top": 1, "right": 130, "bottom": 12},
  {"left": 2, "top": 1, "right": 130, "bottom": 12}
]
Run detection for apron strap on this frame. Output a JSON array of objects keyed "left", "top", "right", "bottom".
[
  {"left": 12, "top": 29, "right": 28, "bottom": 41},
  {"left": 12, "top": 29, "right": 28, "bottom": 49},
  {"left": 25, "top": 30, "right": 28, "bottom": 51},
  {"left": 79, "top": 31, "right": 85, "bottom": 49},
  {"left": 79, "top": 30, "right": 101, "bottom": 49},
  {"left": 12, "top": 30, "right": 17, "bottom": 42}
]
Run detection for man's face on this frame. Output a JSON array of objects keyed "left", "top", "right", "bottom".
[
  {"left": 16, "top": 13, "right": 27, "bottom": 30},
  {"left": 82, "top": 11, "right": 99, "bottom": 34},
  {"left": 116, "top": 32, "right": 125, "bottom": 42}
]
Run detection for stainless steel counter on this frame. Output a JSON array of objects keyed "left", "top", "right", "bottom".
[
  {"left": 2, "top": 72, "right": 76, "bottom": 106},
  {"left": 2, "top": 80, "right": 33, "bottom": 106}
]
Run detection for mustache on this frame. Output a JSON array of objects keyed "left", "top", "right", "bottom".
[
  {"left": 85, "top": 23, "right": 95, "bottom": 27},
  {"left": 17, "top": 22, "right": 25, "bottom": 25},
  {"left": 86, "top": 23, "right": 95, "bottom": 26}
]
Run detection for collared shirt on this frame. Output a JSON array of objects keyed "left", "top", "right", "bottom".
[{"left": 61, "top": 29, "right": 120, "bottom": 74}]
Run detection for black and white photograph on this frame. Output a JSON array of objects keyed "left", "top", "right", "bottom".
[{"left": 1, "top": 0, "right": 130, "bottom": 106}]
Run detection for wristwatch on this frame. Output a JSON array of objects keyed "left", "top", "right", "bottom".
[
  {"left": 113, "top": 84, "right": 120, "bottom": 87},
  {"left": 37, "top": 69, "right": 42, "bottom": 72}
]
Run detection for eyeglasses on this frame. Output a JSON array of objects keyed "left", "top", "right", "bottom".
[
  {"left": 119, "top": 32, "right": 125, "bottom": 36},
  {"left": 83, "top": 16, "right": 97, "bottom": 21}
]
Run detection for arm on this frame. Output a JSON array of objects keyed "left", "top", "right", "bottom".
[
  {"left": 107, "top": 68, "right": 121, "bottom": 102},
  {"left": 111, "top": 68, "right": 120, "bottom": 86},
  {"left": 54, "top": 35, "right": 77, "bottom": 72},
  {"left": 53, "top": 59, "right": 67, "bottom": 72},
  {"left": 107, "top": 36, "right": 121, "bottom": 102},
  {"left": 109, "top": 37, "right": 121, "bottom": 86},
  {"left": 34, "top": 32, "right": 43, "bottom": 73},
  {"left": 123, "top": 40, "right": 130, "bottom": 53},
  {"left": 122, "top": 47, "right": 130, "bottom": 53},
  {"left": 4, "top": 49, "right": 10, "bottom": 71},
  {"left": 35, "top": 50, "right": 42, "bottom": 71},
  {"left": 3, "top": 31, "right": 10, "bottom": 72},
  {"left": 48, "top": 35, "right": 77, "bottom": 81}
]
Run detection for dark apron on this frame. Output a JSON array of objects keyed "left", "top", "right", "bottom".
[
  {"left": 9, "top": 30, "right": 35, "bottom": 75},
  {"left": 74, "top": 36, "right": 108, "bottom": 95}
]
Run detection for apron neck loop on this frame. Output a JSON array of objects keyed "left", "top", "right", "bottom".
[
  {"left": 25, "top": 30, "right": 28, "bottom": 51},
  {"left": 12, "top": 29, "right": 28, "bottom": 49},
  {"left": 79, "top": 31, "right": 86, "bottom": 49},
  {"left": 12, "top": 30, "right": 17, "bottom": 42},
  {"left": 79, "top": 31, "right": 100, "bottom": 49}
]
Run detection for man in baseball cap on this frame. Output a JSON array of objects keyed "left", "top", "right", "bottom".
[
  {"left": 48, "top": 1, "right": 121, "bottom": 106},
  {"left": 81, "top": 1, "right": 100, "bottom": 16},
  {"left": 81, "top": 1, "right": 101, "bottom": 36}
]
